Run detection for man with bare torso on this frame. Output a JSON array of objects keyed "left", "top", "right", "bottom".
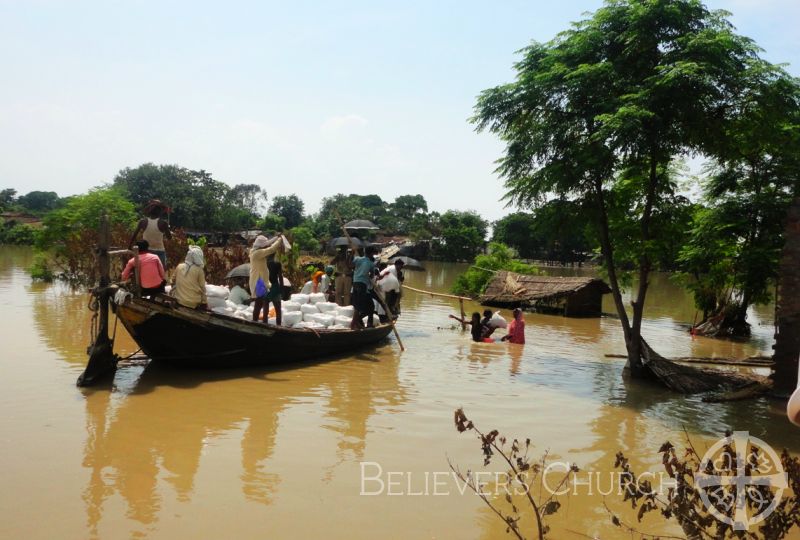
[{"left": 129, "top": 200, "right": 172, "bottom": 269}]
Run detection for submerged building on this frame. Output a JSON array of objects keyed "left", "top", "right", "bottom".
[{"left": 480, "top": 271, "right": 611, "bottom": 317}]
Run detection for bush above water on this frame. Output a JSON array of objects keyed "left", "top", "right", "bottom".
[{"left": 452, "top": 242, "right": 540, "bottom": 297}]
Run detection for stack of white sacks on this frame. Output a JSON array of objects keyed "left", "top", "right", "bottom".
[
  {"left": 206, "top": 285, "right": 255, "bottom": 321},
  {"left": 288, "top": 292, "right": 353, "bottom": 330},
  {"left": 206, "top": 285, "right": 353, "bottom": 330}
]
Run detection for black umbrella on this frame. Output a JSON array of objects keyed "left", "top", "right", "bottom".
[
  {"left": 225, "top": 263, "right": 250, "bottom": 279},
  {"left": 344, "top": 219, "right": 379, "bottom": 231},
  {"left": 330, "top": 236, "right": 364, "bottom": 249},
  {"left": 389, "top": 255, "right": 425, "bottom": 271}
]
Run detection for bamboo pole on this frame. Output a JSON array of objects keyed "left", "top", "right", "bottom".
[
  {"left": 333, "top": 210, "right": 405, "bottom": 351},
  {"left": 77, "top": 212, "right": 116, "bottom": 386},
  {"left": 401, "top": 284, "right": 472, "bottom": 301},
  {"left": 132, "top": 246, "right": 142, "bottom": 297},
  {"left": 402, "top": 284, "right": 473, "bottom": 330}
]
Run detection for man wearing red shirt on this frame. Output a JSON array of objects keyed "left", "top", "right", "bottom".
[{"left": 121, "top": 240, "right": 166, "bottom": 297}]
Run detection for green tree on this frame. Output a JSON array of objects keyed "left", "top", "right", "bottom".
[
  {"left": 435, "top": 210, "right": 488, "bottom": 261},
  {"left": 493, "top": 212, "right": 538, "bottom": 258},
  {"left": 38, "top": 187, "right": 136, "bottom": 248},
  {"left": 678, "top": 63, "right": 800, "bottom": 336},
  {"left": 269, "top": 194, "right": 305, "bottom": 229},
  {"left": 16, "top": 191, "right": 61, "bottom": 213},
  {"left": 0, "top": 223, "right": 37, "bottom": 245},
  {"left": 473, "top": 0, "right": 765, "bottom": 376},
  {"left": 391, "top": 194, "right": 427, "bottom": 218},
  {"left": 289, "top": 226, "right": 320, "bottom": 252},
  {"left": 387, "top": 194, "right": 428, "bottom": 235},
  {"left": 316, "top": 194, "right": 371, "bottom": 237},
  {"left": 227, "top": 184, "right": 267, "bottom": 215},
  {"left": 0, "top": 188, "right": 17, "bottom": 210},
  {"left": 261, "top": 213, "right": 286, "bottom": 234},
  {"left": 113, "top": 163, "right": 263, "bottom": 230},
  {"left": 452, "top": 242, "right": 539, "bottom": 297}
]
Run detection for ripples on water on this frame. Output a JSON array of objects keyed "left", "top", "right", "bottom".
[{"left": 0, "top": 248, "right": 796, "bottom": 540}]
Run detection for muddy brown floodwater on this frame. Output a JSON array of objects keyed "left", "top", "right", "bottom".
[{"left": 0, "top": 246, "right": 797, "bottom": 539}]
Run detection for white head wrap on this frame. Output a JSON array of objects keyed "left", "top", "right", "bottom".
[
  {"left": 253, "top": 235, "right": 269, "bottom": 249},
  {"left": 184, "top": 245, "right": 205, "bottom": 274}
]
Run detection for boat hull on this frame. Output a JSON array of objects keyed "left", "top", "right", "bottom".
[{"left": 115, "top": 297, "right": 393, "bottom": 367}]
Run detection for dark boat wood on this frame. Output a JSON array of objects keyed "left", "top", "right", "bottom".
[{"left": 114, "top": 295, "right": 394, "bottom": 368}]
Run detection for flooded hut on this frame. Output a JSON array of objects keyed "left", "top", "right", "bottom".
[{"left": 480, "top": 271, "right": 611, "bottom": 317}]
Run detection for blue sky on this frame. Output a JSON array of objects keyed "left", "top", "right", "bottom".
[{"left": 1, "top": 0, "right": 798, "bottom": 222}]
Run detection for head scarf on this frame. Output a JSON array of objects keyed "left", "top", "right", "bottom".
[
  {"left": 253, "top": 235, "right": 269, "bottom": 249},
  {"left": 184, "top": 245, "right": 204, "bottom": 275}
]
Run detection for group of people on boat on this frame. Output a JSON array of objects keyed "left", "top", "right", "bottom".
[
  {"left": 319, "top": 244, "right": 406, "bottom": 329},
  {"left": 121, "top": 200, "right": 404, "bottom": 331}
]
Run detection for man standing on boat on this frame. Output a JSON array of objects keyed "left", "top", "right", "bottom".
[
  {"left": 377, "top": 258, "right": 405, "bottom": 319},
  {"left": 129, "top": 200, "right": 171, "bottom": 269},
  {"left": 250, "top": 234, "right": 283, "bottom": 323},
  {"left": 331, "top": 246, "right": 353, "bottom": 306},
  {"left": 350, "top": 246, "right": 376, "bottom": 329}
]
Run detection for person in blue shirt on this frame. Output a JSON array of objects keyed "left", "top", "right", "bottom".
[{"left": 350, "top": 246, "right": 377, "bottom": 329}]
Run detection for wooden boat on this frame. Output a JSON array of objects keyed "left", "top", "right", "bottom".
[
  {"left": 77, "top": 217, "right": 397, "bottom": 386},
  {"left": 113, "top": 292, "right": 394, "bottom": 368}
]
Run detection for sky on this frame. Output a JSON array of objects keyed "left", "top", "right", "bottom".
[{"left": 1, "top": 0, "right": 798, "bottom": 222}]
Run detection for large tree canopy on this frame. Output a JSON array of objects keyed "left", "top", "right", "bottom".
[
  {"left": 473, "top": 0, "right": 781, "bottom": 376},
  {"left": 678, "top": 63, "right": 800, "bottom": 336},
  {"left": 16, "top": 191, "right": 61, "bottom": 213},
  {"left": 112, "top": 163, "right": 260, "bottom": 230},
  {"left": 436, "top": 210, "right": 488, "bottom": 261},
  {"left": 269, "top": 194, "right": 305, "bottom": 229}
]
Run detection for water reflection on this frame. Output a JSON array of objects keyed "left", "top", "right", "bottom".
[{"left": 80, "top": 351, "right": 406, "bottom": 537}]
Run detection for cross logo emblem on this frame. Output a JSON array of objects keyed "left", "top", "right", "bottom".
[{"left": 696, "top": 431, "right": 788, "bottom": 531}]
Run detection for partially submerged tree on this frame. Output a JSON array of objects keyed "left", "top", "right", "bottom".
[
  {"left": 473, "top": 0, "right": 777, "bottom": 377},
  {"left": 678, "top": 63, "right": 800, "bottom": 337}
]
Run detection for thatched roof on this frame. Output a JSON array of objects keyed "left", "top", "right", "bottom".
[{"left": 480, "top": 271, "right": 611, "bottom": 305}]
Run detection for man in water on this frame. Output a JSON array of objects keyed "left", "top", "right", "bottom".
[
  {"left": 480, "top": 309, "right": 498, "bottom": 339},
  {"left": 501, "top": 308, "right": 526, "bottom": 345},
  {"left": 129, "top": 200, "right": 171, "bottom": 269}
]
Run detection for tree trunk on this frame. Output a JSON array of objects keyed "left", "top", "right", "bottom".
[
  {"left": 625, "top": 150, "right": 659, "bottom": 377},
  {"left": 771, "top": 197, "right": 800, "bottom": 396},
  {"left": 592, "top": 177, "right": 637, "bottom": 370}
]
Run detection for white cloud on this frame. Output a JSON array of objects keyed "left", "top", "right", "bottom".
[{"left": 319, "top": 114, "right": 368, "bottom": 138}]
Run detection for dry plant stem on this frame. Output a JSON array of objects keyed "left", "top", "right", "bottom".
[
  {"left": 470, "top": 423, "right": 546, "bottom": 540},
  {"left": 601, "top": 500, "right": 687, "bottom": 540},
  {"left": 447, "top": 457, "right": 526, "bottom": 540}
]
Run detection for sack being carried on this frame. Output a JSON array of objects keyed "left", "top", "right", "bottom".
[{"left": 488, "top": 312, "right": 508, "bottom": 329}]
